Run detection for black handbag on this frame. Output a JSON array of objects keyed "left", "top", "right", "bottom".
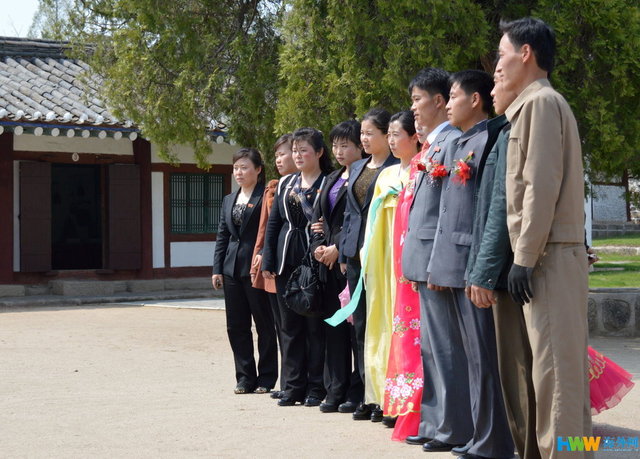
[{"left": 283, "top": 251, "right": 326, "bottom": 318}]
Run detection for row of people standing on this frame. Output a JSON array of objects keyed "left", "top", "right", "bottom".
[{"left": 212, "top": 17, "right": 634, "bottom": 459}]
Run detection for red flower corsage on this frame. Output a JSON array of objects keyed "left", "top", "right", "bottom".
[{"left": 452, "top": 151, "right": 474, "bottom": 185}]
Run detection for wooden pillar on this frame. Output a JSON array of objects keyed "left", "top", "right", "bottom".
[
  {"left": 0, "top": 133, "right": 14, "bottom": 283},
  {"left": 133, "top": 138, "right": 153, "bottom": 279}
]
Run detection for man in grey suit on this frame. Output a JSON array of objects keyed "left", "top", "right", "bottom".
[
  {"left": 427, "top": 70, "right": 514, "bottom": 458},
  {"left": 402, "top": 68, "right": 472, "bottom": 452}
]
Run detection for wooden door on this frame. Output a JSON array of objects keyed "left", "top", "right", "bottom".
[
  {"left": 107, "top": 164, "right": 141, "bottom": 269},
  {"left": 20, "top": 161, "right": 52, "bottom": 272}
]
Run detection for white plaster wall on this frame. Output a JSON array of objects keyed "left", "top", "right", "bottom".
[
  {"left": 151, "top": 142, "right": 236, "bottom": 165},
  {"left": 14, "top": 133, "right": 133, "bottom": 155},
  {"left": 13, "top": 161, "right": 20, "bottom": 272},
  {"left": 170, "top": 241, "right": 215, "bottom": 268},
  {"left": 151, "top": 172, "right": 165, "bottom": 268}
]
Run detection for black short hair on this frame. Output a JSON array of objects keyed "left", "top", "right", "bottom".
[
  {"left": 273, "top": 133, "right": 293, "bottom": 153},
  {"left": 329, "top": 120, "right": 361, "bottom": 147},
  {"left": 500, "top": 17, "right": 556, "bottom": 74},
  {"left": 292, "top": 127, "right": 334, "bottom": 174},
  {"left": 408, "top": 67, "right": 451, "bottom": 102},
  {"left": 232, "top": 147, "right": 265, "bottom": 183},
  {"left": 450, "top": 70, "right": 494, "bottom": 114},
  {"left": 389, "top": 110, "right": 417, "bottom": 137},
  {"left": 361, "top": 108, "right": 391, "bottom": 134}
]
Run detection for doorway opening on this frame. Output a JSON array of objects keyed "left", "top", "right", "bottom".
[{"left": 51, "top": 164, "right": 103, "bottom": 270}]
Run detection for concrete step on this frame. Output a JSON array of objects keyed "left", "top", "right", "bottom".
[
  {"left": 0, "top": 277, "right": 217, "bottom": 298},
  {"left": 594, "top": 246, "right": 640, "bottom": 256}
]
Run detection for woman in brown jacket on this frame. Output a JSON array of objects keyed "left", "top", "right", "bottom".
[{"left": 250, "top": 134, "right": 297, "bottom": 398}]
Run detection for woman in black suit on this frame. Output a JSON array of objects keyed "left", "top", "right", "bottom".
[
  {"left": 310, "top": 120, "right": 367, "bottom": 413},
  {"left": 338, "top": 108, "right": 398, "bottom": 421},
  {"left": 212, "top": 148, "right": 278, "bottom": 394},
  {"left": 262, "top": 127, "right": 334, "bottom": 407}
]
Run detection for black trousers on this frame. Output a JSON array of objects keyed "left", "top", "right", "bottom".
[
  {"left": 345, "top": 258, "right": 366, "bottom": 395},
  {"left": 275, "top": 266, "right": 326, "bottom": 400},
  {"left": 451, "top": 288, "right": 514, "bottom": 458},
  {"left": 323, "top": 269, "right": 363, "bottom": 405},
  {"left": 267, "top": 292, "right": 285, "bottom": 391},
  {"left": 223, "top": 275, "right": 278, "bottom": 389}
]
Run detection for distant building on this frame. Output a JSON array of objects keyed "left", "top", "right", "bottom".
[{"left": 0, "top": 37, "right": 237, "bottom": 285}]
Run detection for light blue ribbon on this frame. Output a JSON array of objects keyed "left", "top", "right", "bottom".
[{"left": 325, "top": 186, "right": 399, "bottom": 327}]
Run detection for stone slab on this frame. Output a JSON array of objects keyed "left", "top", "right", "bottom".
[
  {"left": 126, "top": 279, "right": 166, "bottom": 293},
  {"left": 0, "top": 285, "right": 25, "bottom": 298},
  {"left": 50, "top": 280, "right": 116, "bottom": 297},
  {"left": 164, "top": 278, "right": 212, "bottom": 291}
]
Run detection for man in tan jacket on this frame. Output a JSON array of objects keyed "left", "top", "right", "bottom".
[{"left": 496, "top": 17, "right": 592, "bottom": 458}]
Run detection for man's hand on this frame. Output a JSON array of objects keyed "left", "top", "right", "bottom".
[
  {"left": 427, "top": 276, "right": 447, "bottom": 291},
  {"left": 469, "top": 284, "right": 496, "bottom": 309},
  {"left": 508, "top": 263, "right": 534, "bottom": 305},
  {"left": 587, "top": 247, "right": 599, "bottom": 266},
  {"left": 211, "top": 274, "right": 224, "bottom": 290},
  {"left": 340, "top": 263, "right": 347, "bottom": 275},
  {"left": 262, "top": 271, "right": 276, "bottom": 280}
]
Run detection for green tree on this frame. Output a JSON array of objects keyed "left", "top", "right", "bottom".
[
  {"left": 28, "top": 0, "right": 73, "bottom": 40},
  {"left": 276, "top": 0, "right": 490, "bottom": 136},
  {"left": 58, "top": 0, "right": 282, "bottom": 168},
  {"left": 534, "top": 0, "right": 640, "bottom": 182}
]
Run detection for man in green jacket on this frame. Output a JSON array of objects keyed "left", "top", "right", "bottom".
[{"left": 466, "top": 75, "right": 541, "bottom": 459}]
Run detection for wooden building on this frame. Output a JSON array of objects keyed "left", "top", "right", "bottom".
[{"left": 0, "top": 37, "right": 236, "bottom": 285}]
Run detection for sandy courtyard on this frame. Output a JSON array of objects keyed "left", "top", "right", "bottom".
[{"left": 1, "top": 304, "right": 638, "bottom": 458}]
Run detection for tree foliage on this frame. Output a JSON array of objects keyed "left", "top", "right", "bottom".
[
  {"left": 275, "top": 0, "right": 489, "bottom": 135},
  {"left": 29, "top": 0, "right": 640, "bottom": 183},
  {"left": 28, "top": 0, "right": 74, "bottom": 40},
  {"left": 60, "top": 0, "right": 282, "bottom": 168},
  {"left": 533, "top": 0, "right": 640, "bottom": 180}
]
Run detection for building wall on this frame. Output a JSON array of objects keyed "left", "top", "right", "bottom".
[
  {"left": 14, "top": 134, "right": 134, "bottom": 155},
  {"left": 151, "top": 172, "right": 165, "bottom": 269},
  {"left": 592, "top": 184, "right": 627, "bottom": 222},
  {"left": 150, "top": 142, "right": 236, "bottom": 164},
  {"left": 13, "top": 161, "right": 19, "bottom": 272},
  {"left": 170, "top": 242, "right": 216, "bottom": 267},
  {"left": 11, "top": 133, "right": 236, "bottom": 277}
]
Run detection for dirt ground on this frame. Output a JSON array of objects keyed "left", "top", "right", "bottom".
[{"left": 1, "top": 304, "right": 638, "bottom": 458}]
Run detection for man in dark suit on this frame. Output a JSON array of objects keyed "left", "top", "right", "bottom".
[
  {"left": 465, "top": 74, "right": 540, "bottom": 459},
  {"left": 402, "top": 68, "right": 472, "bottom": 451},
  {"left": 426, "top": 70, "right": 513, "bottom": 458}
]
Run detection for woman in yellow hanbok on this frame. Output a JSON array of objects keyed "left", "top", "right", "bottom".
[{"left": 361, "top": 111, "right": 420, "bottom": 419}]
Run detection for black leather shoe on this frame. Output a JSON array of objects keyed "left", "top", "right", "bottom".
[
  {"left": 405, "top": 435, "right": 431, "bottom": 445},
  {"left": 422, "top": 440, "right": 463, "bottom": 452},
  {"left": 381, "top": 416, "right": 396, "bottom": 427},
  {"left": 304, "top": 396, "right": 322, "bottom": 407},
  {"left": 370, "top": 405, "right": 383, "bottom": 422},
  {"left": 338, "top": 401, "right": 358, "bottom": 413},
  {"left": 451, "top": 444, "right": 471, "bottom": 456},
  {"left": 278, "top": 396, "right": 302, "bottom": 406},
  {"left": 352, "top": 402, "right": 372, "bottom": 420},
  {"left": 319, "top": 402, "right": 339, "bottom": 412},
  {"left": 270, "top": 390, "right": 284, "bottom": 399}
]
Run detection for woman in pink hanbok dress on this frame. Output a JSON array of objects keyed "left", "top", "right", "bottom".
[{"left": 382, "top": 117, "right": 427, "bottom": 440}]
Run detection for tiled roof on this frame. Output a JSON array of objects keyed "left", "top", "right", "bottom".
[{"left": 0, "top": 36, "right": 131, "bottom": 128}]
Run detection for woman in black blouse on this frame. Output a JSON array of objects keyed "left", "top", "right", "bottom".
[
  {"left": 262, "top": 127, "right": 334, "bottom": 406},
  {"left": 212, "top": 148, "right": 278, "bottom": 395},
  {"left": 309, "top": 120, "right": 367, "bottom": 413}
]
